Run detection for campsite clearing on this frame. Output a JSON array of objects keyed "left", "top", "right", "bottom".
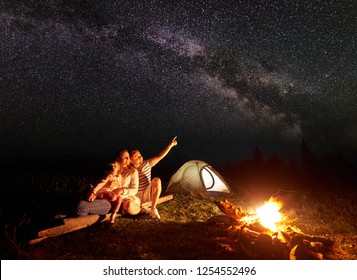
[{"left": 3, "top": 193, "right": 357, "bottom": 260}]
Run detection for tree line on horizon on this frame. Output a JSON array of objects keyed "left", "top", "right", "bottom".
[{"left": 219, "top": 139, "right": 357, "bottom": 192}]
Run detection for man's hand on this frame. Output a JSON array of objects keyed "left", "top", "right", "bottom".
[
  {"left": 151, "top": 136, "right": 179, "bottom": 166},
  {"left": 171, "top": 136, "right": 178, "bottom": 147}
]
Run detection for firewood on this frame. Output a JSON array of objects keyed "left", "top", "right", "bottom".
[
  {"left": 278, "top": 230, "right": 291, "bottom": 243},
  {"left": 289, "top": 244, "right": 323, "bottom": 260},
  {"left": 207, "top": 215, "right": 243, "bottom": 226},
  {"left": 284, "top": 226, "right": 334, "bottom": 247},
  {"left": 215, "top": 200, "right": 247, "bottom": 220},
  {"left": 215, "top": 198, "right": 334, "bottom": 260},
  {"left": 240, "top": 226, "right": 261, "bottom": 238},
  {"left": 271, "top": 237, "right": 290, "bottom": 259},
  {"left": 253, "top": 233, "right": 274, "bottom": 259}
]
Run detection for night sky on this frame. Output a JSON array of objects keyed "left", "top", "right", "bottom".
[{"left": 1, "top": 0, "right": 356, "bottom": 169}]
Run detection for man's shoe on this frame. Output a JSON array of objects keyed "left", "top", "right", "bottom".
[{"left": 150, "top": 208, "right": 160, "bottom": 219}]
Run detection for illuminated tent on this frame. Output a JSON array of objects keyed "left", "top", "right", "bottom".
[{"left": 165, "top": 160, "right": 232, "bottom": 199}]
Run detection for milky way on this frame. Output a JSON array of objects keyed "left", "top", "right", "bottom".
[{"left": 1, "top": 0, "right": 356, "bottom": 166}]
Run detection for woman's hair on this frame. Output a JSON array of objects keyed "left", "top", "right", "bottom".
[
  {"left": 115, "top": 149, "right": 129, "bottom": 163},
  {"left": 119, "top": 149, "right": 129, "bottom": 158},
  {"left": 105, "top": 149, "right": 128, "bottom": 176}
]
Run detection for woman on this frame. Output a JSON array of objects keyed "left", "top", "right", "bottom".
[{"left": 86, "top": 150, "right": 139, "bottom": 223}]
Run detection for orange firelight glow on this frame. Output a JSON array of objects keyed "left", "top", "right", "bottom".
[
  {"left": 240, "top": 198, "right": 284, "bottom": 232},
  {"left": 256, "top": 199, "right": 283, "bottom": 232}
]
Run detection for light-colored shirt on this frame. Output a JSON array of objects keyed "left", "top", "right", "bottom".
[
  {"left": 120, "top": 168, "right": 139, "bottom": 197},
  {"left": 92, "top": 168, "right": 139, "bottom": 198},
  {"left": 92, "top": 174, "right": 121, "bottom": 195}
]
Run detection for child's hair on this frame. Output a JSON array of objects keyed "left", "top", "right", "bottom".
[{"left": 109, "top": 161, "right": 122, "bottom": 176}]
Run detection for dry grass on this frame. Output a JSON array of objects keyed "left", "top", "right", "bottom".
[
  {"left": 2, "top": 189, "right": 356, "bottom": 260},
  {"left": 283, "top": 190, "right": 357, "bottom": 260}
]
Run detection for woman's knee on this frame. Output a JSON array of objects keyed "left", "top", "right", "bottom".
[
  {"left": 122, "top": 199, "right": 140, "bottom": 215},
  {"left": 76, "top": 200, "right": 89, "bottom": 216}
]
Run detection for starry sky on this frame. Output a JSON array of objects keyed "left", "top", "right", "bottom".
[{"left": 1, "top": 0, "right": 356, "bottom": 169}]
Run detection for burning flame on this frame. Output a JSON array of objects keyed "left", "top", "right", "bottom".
[
  {"left": 241, "top": 198, "right": 284, "bottom": 232},
  {"left": 256, "top": 199, "right": 283, "bottom": 232}
]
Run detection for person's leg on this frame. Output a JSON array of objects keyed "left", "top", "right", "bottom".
[
  {"left": 110, "top": 196, "right": 123, "bottom": 223},
  {"left": 150, "top": 177, "right": 162, "bottom": 208},
  {"left": 99, "top": 191, "right": 117, "bottom": 201},
  {"left": 122, "top": 196, "right": 141, "bottom": 215},
  {"left": 147, "top": 178, "right": 162, "bottom": 219},
  {"left": 76, "top": 199, "right": 112, "bottom": 216}
]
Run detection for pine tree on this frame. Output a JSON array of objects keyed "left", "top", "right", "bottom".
[
  {"left": 300, "top": 138, "right": 317, "bottom": 171},
  {"left": 252, "top": 145, "right": 263, "bottom": 163}
]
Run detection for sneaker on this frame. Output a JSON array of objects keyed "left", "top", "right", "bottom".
[
  {"left": 150, "top": 208, "right": 160, "bottom": 219},
  {"left": 54, "top": 214, "right": 67, "bottom": 219}
]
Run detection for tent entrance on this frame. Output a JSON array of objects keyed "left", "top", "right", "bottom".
[{"left": 201, "top": 166, "right": 230, "bottom": 193}]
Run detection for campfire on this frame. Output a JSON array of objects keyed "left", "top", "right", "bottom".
[
  {"left": 214, "top": 198, "right": 334, "bottom": 260},
  {"left": 240, "top": 197, "right": 284, "bottom": 232}
]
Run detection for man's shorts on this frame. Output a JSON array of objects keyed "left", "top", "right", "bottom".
[{"left": 136, "top": 183, "right": 152, "bottom": 204}]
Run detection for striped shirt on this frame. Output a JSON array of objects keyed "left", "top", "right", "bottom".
[{"left": 137, "top": 160, "right": 153, "bottom": 192}]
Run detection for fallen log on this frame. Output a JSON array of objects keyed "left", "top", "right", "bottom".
[
  {"left": 142, "top": 194, "right": 174, "bottom": 208},
  {"left": 28, "top": 194, "right": 173, "bottom": 245},
  {"left": 28, "top": 213, "right": 112, "bottom": 245}
]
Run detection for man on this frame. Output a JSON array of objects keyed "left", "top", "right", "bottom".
[{"left": 129, "top": 136, "right": 178, "bottom": 219}]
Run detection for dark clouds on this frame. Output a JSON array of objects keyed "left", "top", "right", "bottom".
[{"left": 1, "top": 0, "right": 356, "bottom": 166}]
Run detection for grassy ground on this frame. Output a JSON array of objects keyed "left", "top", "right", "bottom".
[{"left": 2, "top": 189, "right": 356, "bottom": 260}]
